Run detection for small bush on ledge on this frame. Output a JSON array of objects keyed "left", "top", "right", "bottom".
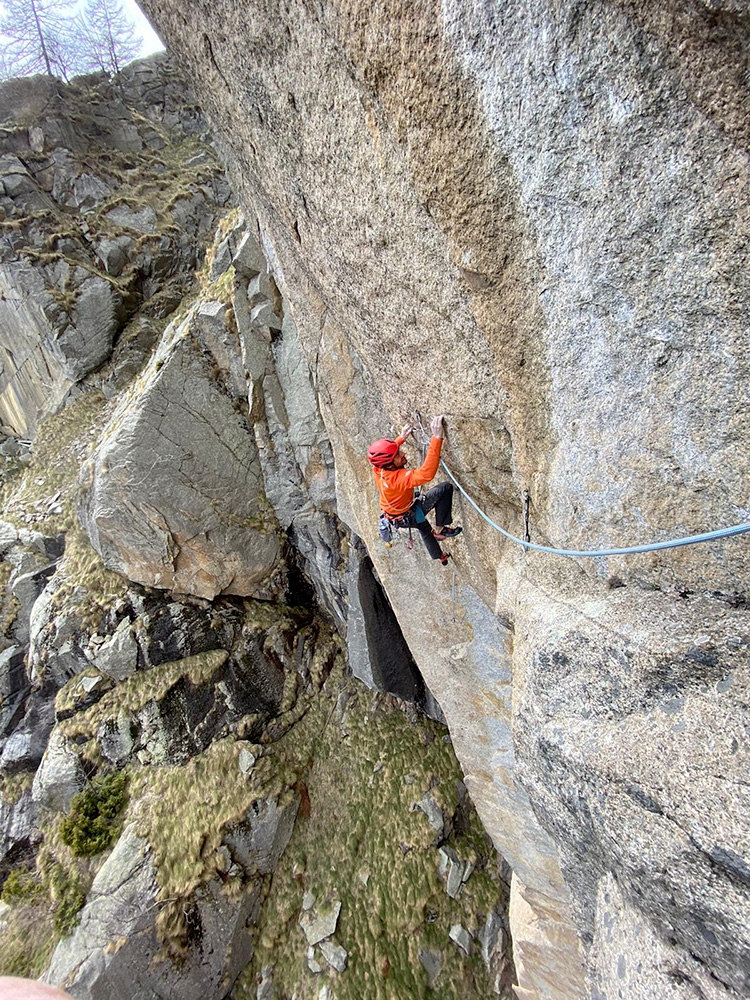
[
  {"left": 1, "top": 866, "right": 44, "bottom": 904},
  {"left": 60, "top": 771, "right": 129, "bottom": 857}
]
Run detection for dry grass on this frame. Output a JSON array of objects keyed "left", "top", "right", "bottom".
[
  {"left": 2, "top": 390, "right": 107, "bottom": 536},
  {"left": 0, "top": 898, "right": 59, "bottom": 977},
  {"left": 0, "top": 771, "right": 33, "bottom": 806},
  {"left": 1, "top": 390, "right": 130, "bottom": 633},
  {"left": 132, "top": 737, "right": 280, "bottom": 959},
  {"left": 58, "top": 650, "right": 229, "bottom": 740}
]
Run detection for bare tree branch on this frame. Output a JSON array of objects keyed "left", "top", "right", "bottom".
[
  {"left": 77, "top": 0, "right": 142, "bottom": 77},
  {"left": 0, "top": 0, "right": 144, "bottom": 81}
]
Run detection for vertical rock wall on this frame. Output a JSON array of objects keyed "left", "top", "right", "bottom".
[
  {"left": 0, "top": 62, "right": 507, "bottom": 997},
  {"left": 136, "top": 0, "right": 750, "bottom": 996},
  {"left": 0, "top": 57, "right": 229, "bottom": 439}
]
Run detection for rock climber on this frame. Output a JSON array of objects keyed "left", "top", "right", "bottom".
[{"left": 367, "top": 415, "right": 462, "bottom": 565}]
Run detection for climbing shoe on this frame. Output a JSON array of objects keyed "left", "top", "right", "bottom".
[
  {"left": 439, "top": 552, "right": 451, "bottom": 566},
  {"left": 433, "top": 525, "right": 462, "bottom": 541}
]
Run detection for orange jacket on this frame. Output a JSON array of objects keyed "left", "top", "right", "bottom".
[{"left": 373, "top": 436, "right": 443, "bottom": 517}]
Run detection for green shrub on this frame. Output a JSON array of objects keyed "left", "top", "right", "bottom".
[
  {"left": 1, "top": 867, "right": 43, "bottom": 903},
  {"left": 53, "top": 878, "right": 87, "bottom": 936},
  {"left": 59, "top": 771, "right": 129, "bottom": 857}
]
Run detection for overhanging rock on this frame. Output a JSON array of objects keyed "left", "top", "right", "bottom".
[{"left": 133, "top": 0, "right": 750, "bottom": 995}]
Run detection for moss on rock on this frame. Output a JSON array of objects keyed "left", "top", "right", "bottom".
[
  {"left": 58, "top": 649, "right": 229, "bottom": 737},
  {"left": 59, "top": 771, "right": 129, "bottom": 857},
  {"left": 231, "top": 665, "right": 512, "bottom": 1000}
]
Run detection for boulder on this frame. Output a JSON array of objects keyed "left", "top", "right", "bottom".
[
  {"left": 90, "top": 619, "right": 138, "bottom": 682},
  {"left": 55, "top": 668, "right": 115, "bottom": 720},
  {"left": 0, "top": 155, "right": 32, "bottom": 191},
  {"left": 97, "top": 714, "right": 135, "bottom": 766},
  {"left": 170, "top": 192, "right": 212, "bottom": 238},
  {"left": 0, "top": 789, "right": 38, "bottom": 867},
  {"left": 0, "top": 155, "right": 51, "bottom": 212},
  {"left": 193, "top": 300, "right": 247, "bottom": 399},
  {"left": 102, "top": 120, "right": 144, "bottom": 155},
  {"left": 449, "top": 924, "right": 472, "bottom": 955},
  {"left": 224, "top": 796, "right": 299, "bottom": 876},
  {"left": 209, "top": 238, "right": 233, "bottom": 279},
  {"left": 419, "top": 948, "right": 443, "bottom": 989},
  {"left": 299, "top": 899, "right": 341, "bottom": 946},
  {"left": 50, "top": 148, "right": 88, "bottom": 206},
  {"left": 105, "top": 204, "right": 158, "bottom": 234},
  {"left": 319, "top": 940, "right": 347, "bottom": 972},
  {"left": 45, "top": 795, "right": 297, "bottom": 1000},
  {"left": 78, "top": 316, "right": 284, "bottom": 600},
  {"left": 95, "top": 236, "right": 134, "bottom": 277},
  {"left": 31, "top": 731, "right": 86, "bottom": 812},
  {"left": 71, "top": 173, "right": 111, "bottom": 210},
  {"left": 53, "top": 277, "right": 120, "bottom": 382},
  {"left": 479, "top": 909, "right": 505, "bottom": 969},
  {"left": 232, "top": 230, "right": 266, "bottom": 279},
  {"left": 28, "top": 127, "right": 44, "bottom": 154}
]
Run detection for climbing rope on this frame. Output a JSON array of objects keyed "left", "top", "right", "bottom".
[
  {"left": 440, "top": 460, "right": 750, "bottom": 557},
  {"left": 412, "top": 412, "right": 750, "bottom": 559}
]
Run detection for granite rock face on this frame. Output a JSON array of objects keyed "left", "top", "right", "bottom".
[
  {"left": 77, "top": 312, "right": 284, "bottom": 601},
  {"left": 135, "top": 0, "right": 750, "bottom": 996},
  {"left": 0, "top": 61, "right": 457, "bottom": 1000},
  {"left": 43, "top": 810, "right": 295, "bottom": 1000},
  {"left": 0, "top": 55, "right": 230, "bottom": 439}
]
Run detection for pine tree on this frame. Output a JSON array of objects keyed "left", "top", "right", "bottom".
[
  {"left": 0, "top": 0, "right": 78, "bottom": 79},
  {"left": 77, "top": 0, "right": 142, "bottom": 77}
]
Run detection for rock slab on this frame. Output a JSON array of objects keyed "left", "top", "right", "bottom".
[{"left": 78, "top": 318, "right": 283, "bottom": 600}]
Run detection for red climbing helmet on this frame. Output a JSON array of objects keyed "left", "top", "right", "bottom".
[{"left": 367, "top": 438, "right": 400, "bottom": 468}]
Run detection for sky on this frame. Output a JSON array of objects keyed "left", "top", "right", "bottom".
[{"left": 121, "top": 0, "right": 164, "bottom": 57}]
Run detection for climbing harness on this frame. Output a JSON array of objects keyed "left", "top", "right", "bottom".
[
  {"left": 372, "top": 426, "right": 452, "bottom": 561},
  {"left": 379, "top": 499, "right": 428, "bottom": 550},
  {"left": 412, "top": 411, "right": 750, "bottom": 558}
]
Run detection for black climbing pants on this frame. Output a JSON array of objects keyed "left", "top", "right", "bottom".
[{"left": 405, "top": 482, "right": 454, "bottom": 560}]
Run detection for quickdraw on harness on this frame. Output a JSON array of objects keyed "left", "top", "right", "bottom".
[{"left": 377, "top": 488, "right": 427, "bottom": 550}]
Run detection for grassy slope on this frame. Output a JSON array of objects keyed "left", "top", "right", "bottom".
[{"left": 233, "top": 663, "right": 511, "bottom": 1000}]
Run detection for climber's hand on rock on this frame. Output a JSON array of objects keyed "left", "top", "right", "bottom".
[
  {"left": 400, "top": 423, "right": 413, "bottom": 440},
  {"left": 430, "top": 415, "right": 445, "bottom": 439}
]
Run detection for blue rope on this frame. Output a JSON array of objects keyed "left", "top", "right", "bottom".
[{"left": 440, "top": 460, "right": 750, "bottom": 558}]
